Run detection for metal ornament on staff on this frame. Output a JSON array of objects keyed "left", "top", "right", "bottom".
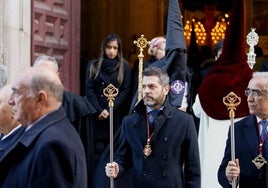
[
  {"left": 134, "top": 34, "right": 150, "bottom": 101},
  {"left": 103, "top": 84, "right": 119, "bottom": 188},
  {"left": 223, "top": 92, "right": 241, "bottom": 188},
  {"left": 246, "top": 28, "right": 259, "bottom": 69}
]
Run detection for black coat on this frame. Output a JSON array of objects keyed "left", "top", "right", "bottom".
[
  {"left": 0, "top": 107, "right": 88, "bottom": 188},
  {"left": 94, "top": 98, "right": 200, "bottom": 188},
  {"left": 62, "top": 90, "right": 96, "bottom": 188},
  {"left": 115, "top": 99, "right": 200, "bottom": 188},
  {"left": 0, "top": 126, "right": 25, "bottom": 159},
  {"left": 85, "top": 60, "right": 131, "bottom": 139}
]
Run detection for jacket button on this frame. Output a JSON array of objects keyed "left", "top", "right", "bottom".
[
  {"left": 162, "top": 154, "right": 167, "bottom": 159},
  {"left": 163, "top": 137, "right": 168, "bottom": 142},
  {"left": 143, "top": 171, "right": 147, "bottom": 176}
]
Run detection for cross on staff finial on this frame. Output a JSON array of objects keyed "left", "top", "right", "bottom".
[
  {"left": 134, "top": 34, "right": 150, "bottom": 101},
  {"left": 134, "top": 34, "right": 150, "bottom": 52}
]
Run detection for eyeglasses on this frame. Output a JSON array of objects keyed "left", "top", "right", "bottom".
[{"left": 244, "top": 88, "right": 268, "bottom": 98}]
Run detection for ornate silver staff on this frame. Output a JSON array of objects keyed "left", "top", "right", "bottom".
[
  {"left": 223, "top": 92, "right": 241, "bottom": 188},
  {"left": 246, "top": 28, "right": 259, "bottom": 69},
  {"left": 134, "top": 34, "right": 150, "bottom": 102},
  {"left": 103, "top": 84, "right": 119, "bottom": 188}
]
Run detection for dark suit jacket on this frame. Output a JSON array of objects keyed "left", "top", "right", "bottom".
[
  {"left": 0, "top": 107, "right": 87, "bottom": 188},
  {"left": 0, "top": 125, "right": 25, "bottom": 159},
  {"left": 62, "top": 90, "right": 96, "bottom": 188},
  {"left": 218, "top": 115, "right": 267, "bottom": 187},
  {"left": 114, "top": 99, "right": 200, "bottom": 188}
]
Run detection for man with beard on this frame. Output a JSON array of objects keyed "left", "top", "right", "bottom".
[{"left": 105, "top": 66, "right": 200, "bottom": 188}]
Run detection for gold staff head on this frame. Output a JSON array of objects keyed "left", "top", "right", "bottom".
[
  {"left": 134, "top": 34, "right": 150, "bottom": 53},
  {"left": 103, "top": 84, "right": 119, "bottom": 107},
  {"left": 223, "top": 92, "right": 241, "bottom": 118},
  {"left": 134, "top": 34, "right": 150, "bottom": 101}
]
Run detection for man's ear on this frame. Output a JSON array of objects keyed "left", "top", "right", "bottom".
[
  {"left": 36, "top": 91, "right": 47, "bottom": 105},
  {"left": 163, "top": 85, "right": 170, "bottom": 96}
]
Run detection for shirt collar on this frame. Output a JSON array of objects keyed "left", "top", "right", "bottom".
[{"left": 146, "top": 106, "right": 164, "bottom": 113}]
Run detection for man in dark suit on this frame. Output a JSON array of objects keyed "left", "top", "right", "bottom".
[
  {"left": 218, "top": 72, "right": 268, "bottom": 187},
  {"left": 105, "top": 66, "right": 200, "bottom": 188},
  {"left": 33, "top": 55, "right": 96, "bottom": 188},
  {"left": 0, "top": 67, "right": 87, "bottom": 187},
  {"left": 0, "top": 85, "right": 25, "bottom": 159}
]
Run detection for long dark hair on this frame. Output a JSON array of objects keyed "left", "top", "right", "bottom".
[{"left": 89, "top": 33, "right": 125, "bottom": 86}]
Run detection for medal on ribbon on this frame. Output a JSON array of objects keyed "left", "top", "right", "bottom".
[
  {"left": 143, "top": 140, "right": 152, "bottom": 157},
  {"left": 252, "top": 153, "right": 267, "bottom": 169}
]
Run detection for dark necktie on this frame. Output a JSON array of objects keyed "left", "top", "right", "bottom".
[
  {"left": 148, "top": 110, "right": 160, "bottom": 127},
  {"left": 260, "top": 120, "right": 268, "bottom": 159}
]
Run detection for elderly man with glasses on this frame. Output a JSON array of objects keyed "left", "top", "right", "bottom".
[{"left": 218, "top": 72, "right": 268, "bottom": 187}]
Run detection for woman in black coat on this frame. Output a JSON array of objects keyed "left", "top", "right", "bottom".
[{"left": 85, "top": 33, "right": 131, "bottom": 168}]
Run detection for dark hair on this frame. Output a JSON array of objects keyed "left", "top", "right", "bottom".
[
  {"left": 143, "top": 66, "right": 169, "bottom": 86},
  {"left": 89, "top": 33, "right": 125, "bottom": 85}
]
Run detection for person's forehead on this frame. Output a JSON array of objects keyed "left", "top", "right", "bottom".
[
  {"left": 12, "top": 81, "right": 27, "bottom": 92},
  {"left": 142, "top": 75, "right": 160, "bottom": 84},
  {"left": 107, "top": 40, "right": 118, "bottom": 46}
]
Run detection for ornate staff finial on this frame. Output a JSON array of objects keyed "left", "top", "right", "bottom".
[
  {"left": 103, "top": 84, "right": 119, "bottom": 107},
  {"left": 223, "top": 92, "right": 241, "bottom": 118},
  {"left": 103, "top": 83, "right": 119, "bottom": 188},
  {"left": 247, "top": 28, "right": 259, "bottom": 69},
  {"left": 134, "top": 34, "right": 150, "bottom": 101},
  {"left": 223, "top": 91, "right": 241, "bottom": 188}
]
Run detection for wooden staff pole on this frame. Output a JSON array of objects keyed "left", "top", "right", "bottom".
[
  {"left": 134, "top": 34, "right": 150, "bottom": 101},
  {"left": 103, "top": 84, "right": 119, "bottom": 188},
  {"left": 223, "top": 92, "right": 241, "bottom": 188}
]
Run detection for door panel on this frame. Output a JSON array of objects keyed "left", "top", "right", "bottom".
[{"left": 32, "top": 0, "right": 80, "bottom": 93}]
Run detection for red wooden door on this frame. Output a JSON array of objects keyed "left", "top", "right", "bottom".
[{"left": 31, "top": 0, "right": 80, "bottom": 93}]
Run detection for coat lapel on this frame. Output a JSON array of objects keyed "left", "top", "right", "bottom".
[
  {"left": 243, "top": 115, "right": 259, "bottom": 158},
  {"left": 151, "top": 108, "right": 172, "bottom": 142}
]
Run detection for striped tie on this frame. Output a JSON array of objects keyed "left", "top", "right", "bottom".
[{"left": 260, "top": 120, "right": 268, "bottom": 159}]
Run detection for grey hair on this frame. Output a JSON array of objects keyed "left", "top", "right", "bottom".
[
  {"left": 0, "top": 65, "right": 7, "bottom": 88},
  {"left": 28, "top": 68, "right": 63, "bottom": 102},
  {"left": 33, "top": 55, "right": 59, "bottom": 71},
  {"left": 252, "top": 71, "right": 268, "bottom": 78},
  {"left": 252, "top": 71, "right": 268, "bottom": 92},
  {"left": 142, "top": 66, "right": 169, "bottom": 86}
]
